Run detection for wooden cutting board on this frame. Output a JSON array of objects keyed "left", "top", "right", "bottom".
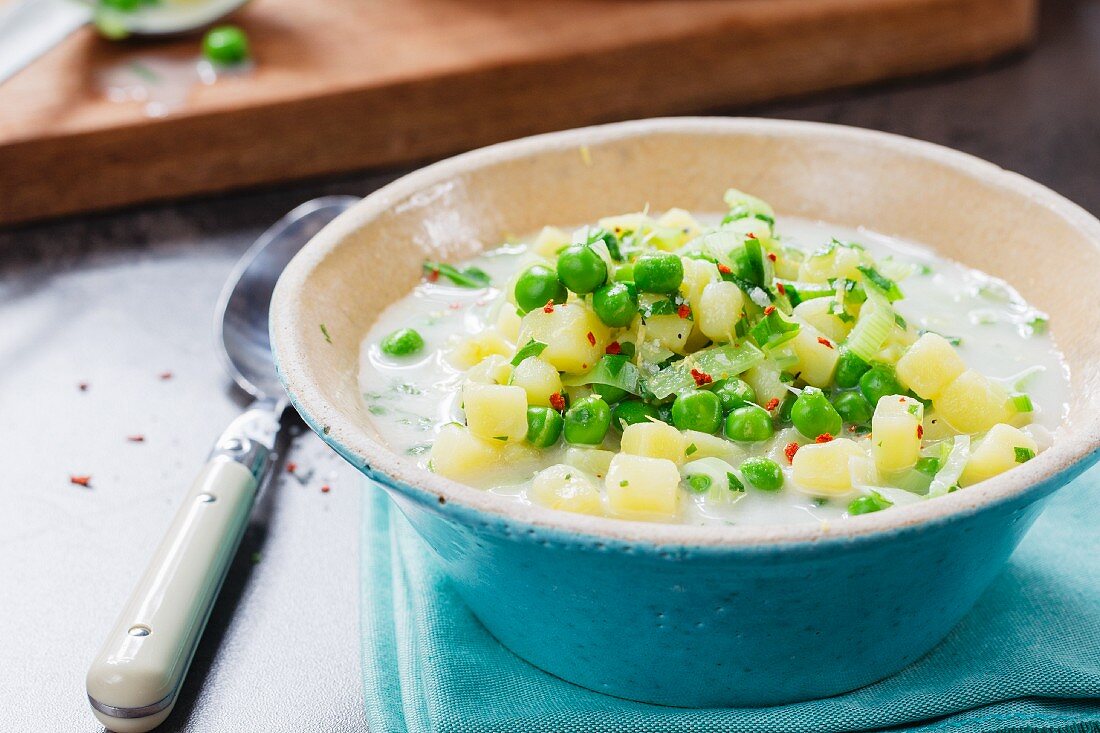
[{"left": 0, "top": 0, "right": 1035, "bottom": 226}]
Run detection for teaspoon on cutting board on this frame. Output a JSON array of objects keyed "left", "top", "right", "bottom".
[{"left": 85, "top": 196, "right": 359, "bottom": 732}]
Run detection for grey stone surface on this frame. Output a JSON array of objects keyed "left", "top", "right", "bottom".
[{"left": 1, "top": 1, "right": 1097, "bottom": 730}]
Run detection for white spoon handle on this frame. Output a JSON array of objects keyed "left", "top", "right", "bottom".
[
  {"left": 86, "top": 457, "right": 259, "bottom": 732},
  {"left": 0, "top": 0, "right": 92, "bottom": 85}
]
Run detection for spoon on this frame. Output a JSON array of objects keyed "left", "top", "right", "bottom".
[
  {"left": 85, "top": 196, "right": 359, "bottom": 733},
  {"left": 0, "top": 0, "right": 249, "bottom": 85}
]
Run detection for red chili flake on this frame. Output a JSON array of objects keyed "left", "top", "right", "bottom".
[
  {"left": 767, "top": 252, "right": 777, "bottom": 262},
  {"left": 817, "top": 337, "right": 834, "bottom": 349},
  {"left": 763, "top": 305, "right": 776, "bottom": 316},
  {"left": 676, "top": 304, "right": 691, "bottom": 319},
  {"left": 784, "top": 442, "right": 800, "bottom": 464},
  {"left": 690, "top": 368, "right": 713, "bottom": 386},
  {"left": 917, "top": 425, "right": 924, "bottom": 439},
  {"left": 717, "top": 263, "right": 732, "bottom": 274},
  {"left": 898, "top": 396, "right": 906, "bottom": 402},
  {"left": 321, "top": 485, "right": 331, "bottom": 494},
  {"left": 848, "top": 425, "right": 858, "bottom": 433},
  {"left": 159, "top": 371, "right": 173, "bottom": 380},
  {"left": 426, "top": 268, "right": 440, "bottom": 283},
  {"left": 448, "top": 302, "right": 462, "bottom": 310},
  {"left": 746, "top": 232, "right": 757, "bottom": 239},
  {"left": 586, "top": 331, "right": 596, "bottom": 346},
  {"left": 78, "top": 381, "right": 89, "bottom": 392},
  {"left": 70, "top": 475, "right": 92, "bottom": 487},
  {"left": 286, "top": 462, "right": 298, "bottom": 473},
  {"left": 126, "top": 435, "right": 145, "bottom": 443},
  {"left": 776, "top": 282, "right": 786, "bottom": 296},
  {"left": 605, "top": 341, "right": 622, "bottom": 355},
  {"left": 549, "top": 392, "right": 566, "bottom": 412},
  {"left": 543, "top": 300, "right": 555, "bottom": 314},
  {"left": 815, "top": 433, "right": 834, "bottom": 443},
  {"left": 764, "top": 397, "right": 780, "bottom": 412}
]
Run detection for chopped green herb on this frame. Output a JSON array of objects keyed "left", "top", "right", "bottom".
[
  {"left": 813, "top": 497, "right": 829, "bottom": 507},
  {"left": 857, "top": 266, "right": 904, "bottom": 301},
  {"left": 848, "top": 491, "right": 893, "bottom": 515},
  {"left": 687, "top": 474, "right": 712, "bottom": 492},
  {"left": 424, "top": 261, "right": 492, "bottom": 288},
  {"left": 511, "top": 339, "right": 549, "bottom": 366},
  {"left": 492, "top": 435, "right": 509, "bottom": 442},
  {"left": 1026, "top": 316, "right": 1049, "bottom": 335},
  {"left": 1010, "top": 393, "right": 1034, "bottom": 413},
  {"left": 1015, "top": 446, "right": 1036, "bottom": 463},
  {"left": 320, "top": 323, "right": 332, "bottom": 344},
  {"left": 685, "top": 443, "right": 698, "bottom": 456},
  {"left": 918, "top": 329, "right": 962, "bottom": 347},
  {"left": 619, "top": 480, "right": 629, "bottom": 487},
  {"left": 727, "top": 472, "right": 745, "bottom": 492}
]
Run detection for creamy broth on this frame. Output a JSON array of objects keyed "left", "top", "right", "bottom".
[{"left": 359, "top": 216, "right": 1068, "bottom": 526}]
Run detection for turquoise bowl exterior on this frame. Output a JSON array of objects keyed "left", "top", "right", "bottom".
[{"left": 298, "top": 399, "right": 1096, "bottom": 707}]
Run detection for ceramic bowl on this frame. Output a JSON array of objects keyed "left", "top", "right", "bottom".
[{"left": 271, "top": 118, "right": 1100, "bottom": 707}]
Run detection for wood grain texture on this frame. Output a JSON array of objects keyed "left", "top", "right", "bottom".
[{"left": 0, "top": 0, "right": 1036, "bottom": 226}]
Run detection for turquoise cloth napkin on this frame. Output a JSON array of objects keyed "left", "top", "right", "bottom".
[{"left": 360, "top": 469, "right": 1100, "bottom": 733}]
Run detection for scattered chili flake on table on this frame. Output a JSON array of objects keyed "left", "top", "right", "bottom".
[
  {"left": 816, "top": 433, "right": 834, "bottom": 443},
  {"left": 784, "top": 442, "right": 800, "bottom": 464},
  {"left": 764, "top": 397, "right": 780, "bottom": 411},
  {"left": 690, "top": 368, "right": 713, "bottom": 386},
  {"left": 320, "top": 485, "right": 331, "bottom": 494},
  {"left": 78, "top": 381, "right": 89, "bottom": 392},
  {"left": 605, "top": 341, "right": 622, "bottom": 355},
  {"left": 159, "top": 371, "right": 173, "bottom": 380},
  {"left": 717, "top": 263, "right": 732, "bottom": 274},
  {"left": 917, "top": 425, "right": 924, "bottom": 439},
  {"left": 586, "top": 331, "right": 596, "bottom": 346},
  {"left": 763, "top": 305, "right": 776, "bottom": 316},
  {"left": 676, "top": 304, "right": 691, "bottom": 319},
  {"left": 126, "top": 435, "right": 145, "bottom": 443},
  {"left": 286, "top": 462, "right": 298, "bottom": 473},
  {"left": 817, "top": 337, "right": 834, "bottom": 349},
  {"left": 70, "top": 475, "right": 92, "bottom": 487},
  {"left": 549, "top": 392, "right": 566, "bottom": 411},
  {"left": 775, "top": 282, "right": 786, "bottom": 296}
]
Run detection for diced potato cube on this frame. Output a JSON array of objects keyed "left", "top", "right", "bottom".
[
  {"left": 679, "top": 257, "right": 720, "bottom": 312},
  {"left": 895, "top": 333, "right": 966, "bottom": 399},
  {"left": 959, "top": 424, "right": 1038, "bottom": 487},
  {"left": 447, "top": 329, "right": 513, "bottom": 370},
  {"left": 742, "top": 361, "right": 787, "bottom": 410},
  {"left": 697, "top": 281, "right": 744, "bottom": 342},
  {"left": 462, "top": 383, "right": 528, "bottom": 443},
  {"left": 605, "top": 454, "right": 681, "bottom": 519},
  {"left": 644, "top": 314, "right": 691, "bottom": 354},
  {"left": 510, "top": 356, "right": 562, "bottom": 407},
  {"left": 430, "top": 424, "right": 503, "bottom": 482},
  {"left": 621, "top": 421, "right": 687, "bottom": 465},
  {"left": 598, "top": 212, "right": 650, "bottom": 239},
  {"left": 533, "top": 226, "right": 572, "bottom": 259},
  {"left": 657, "top": 207, "right": 703, "bottom": 239},
  {"left": 798, "top": 246, "right": 864, "bottom": 283},
  {"left": 495, "top": 306, "right": 523, "bottom": 343},
  {"left": 921, "top": 410, "right": 956, "bottom": 443},
  {"left": 682, "top": 430, "right": 745, "bottom": 464},
  {"left": 793, "top": 298, "right": 852, "bottom": 343},
  {"left": 788, "top": 321, "right": 840, "bottom": 388},
  {"left": 564, "top": 447, "right": 617, "bottom": 478},
  {"left": 937, "top": 370, "right": 1012, "bottom": 434},
  {"left": 791, "top": 438, "right": 865, "bottom": 496},
  {"left": 530, "top": 464, "right": 604, "bottom": 515},
  {"left": 518, "top": 303, "right": 609, "bottom": 374},
  {"left": 871, "top": 395, "right": 924, "bottom": 474},
  {"left": 466, "top": 355, "right": 513, "bottom": 385}
]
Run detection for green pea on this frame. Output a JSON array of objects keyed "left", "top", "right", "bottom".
[
  {"left": 593, "top": 383, "right": 628, "bottom": 404},
  {"left": 835, "top": 348, "right": 871, "bottom": 389},
  {"left": 611, "top": 399, "right": 659, "bottom": 431},
  {"left": 687, "top": 474, "right": 712, "bottom": 493},
  {"left": 564, "top": 396, "right": 612, "bottom": 445},
  {"left": 202, "top": 26, "right": 251, "bottom": 65},
  {"left": 557, "top": 244, "right": 608, "bottom": 294},
  {"left": 740, "top": 457, "right": 783, "bottom": 492},
  {"left": 723, "top": 405, "right": 774, "bottom": 442},
  {"left": 633, "top": 253, "right": 684, "bottom": 294},
  {"left": 671, "top": 390, "right": 723, "bottom": 433},
  {"left": 711, "top": 379, "right": 756, "bottom": 412},
  {"left": 380, "top": 327, "right": 424, "bottom": 357},
  {"left": 790, "top": 387, "right": 843, "bottom": 439},
  {"left": 848, "top": 491, "right": 893, "bottom": 515},
  {"left": 613, "top": 263, "right": 635, "bottom": 282},
  {"left": 859, "top": 365, "right": 905, "bottom": 409},
  {"left": 592, "top": 281, "right": 638, "bottom": 328},
  {"left": 514, "top": 264, "right": 567, "bottom": 313},
  {"left": 526, "top": 407, "right": 563, "bottom": 448},
  {"left": 832, "top": 391, "right": 873, "bottom": 425}
]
